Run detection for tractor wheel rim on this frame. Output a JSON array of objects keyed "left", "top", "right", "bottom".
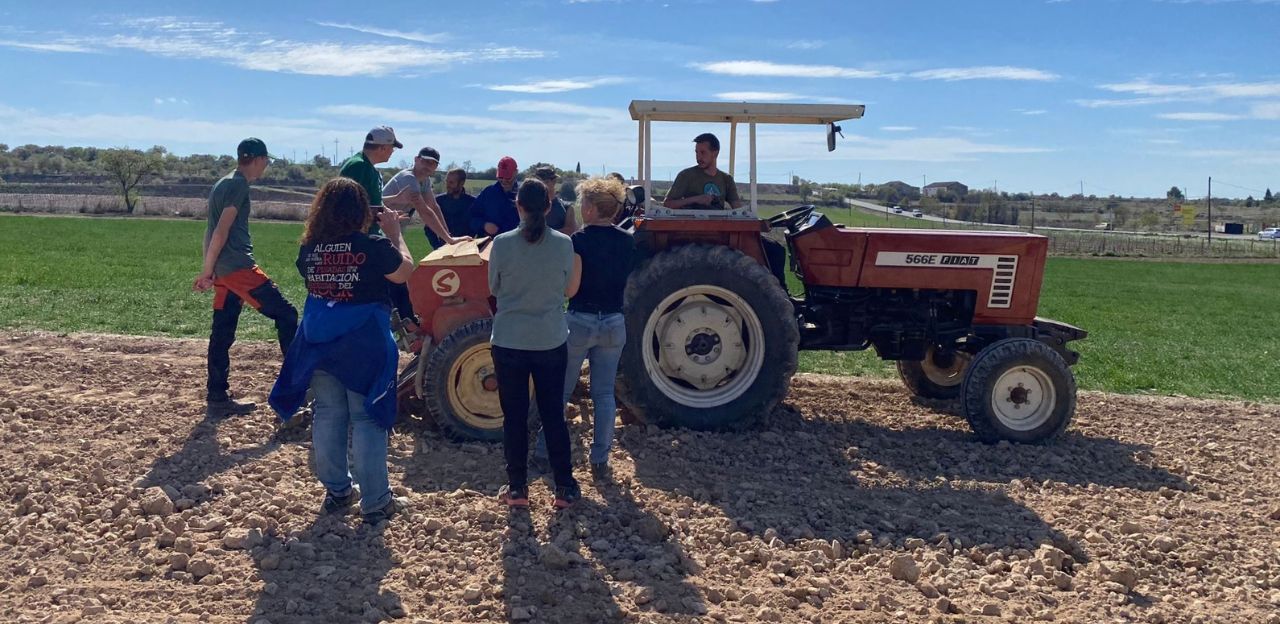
[
  {"left": 922, "top": 348, "right": 971, "bottom": 388},
  {"left": 642, "top": 286, "right": 765, "bottom": 408},
  {"left": 446, "top": 343, "right": 504, "bottom": 430},
  {"left": 989, "top": 365, "right": 1057, "bottom": 432}
]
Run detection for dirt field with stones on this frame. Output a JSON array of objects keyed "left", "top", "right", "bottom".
[{"left": 1, "top": 331, "right": 1277, "bottom": 624}]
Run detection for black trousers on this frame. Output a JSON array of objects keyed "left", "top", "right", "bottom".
[
  {"left": 207, "top": 281, "right": 297, "bottom": 402},
  {"left": 491, "top": 342, "right": 575, "bottom": 490},
  {"left": 388, "top": 282, "right": 417, "bottom": 325}
]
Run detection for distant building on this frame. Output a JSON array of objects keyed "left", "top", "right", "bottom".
[
  {"left": 881, "top": 180, "right": 921, "bottom": 199},
  {"left": 923, "top": 181, "right": 968, "bottom": 199}
]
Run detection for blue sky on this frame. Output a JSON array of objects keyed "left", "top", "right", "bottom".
[{"left": 1, "top": 0, "right": 1277, "bottom": 198}]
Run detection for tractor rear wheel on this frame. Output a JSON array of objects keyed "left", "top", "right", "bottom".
[
  {"left": 897, "top": 347, "right": 972, "bottom": 400},
  {"left": 961, "top": 338, "right": 1076, "bottom": 444},
  {"left": 618, "top": 244, "right": 798, "bottom": 430},
  {"left": 423, "top": 318, "right": 507, "bottom": 442}
]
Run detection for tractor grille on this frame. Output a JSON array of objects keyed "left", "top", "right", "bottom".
[{"left": 987, "top": 256, "right": 1018, "bottom": 308}]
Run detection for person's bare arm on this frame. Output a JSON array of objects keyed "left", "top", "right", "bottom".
[
  {"left": 193, "top": 207, "right": 238, "bottom": 291},
  {"left": 400, "top": 188, "right": 463, "bottom": 245},
  {"left": 379, "top": 210, "right": 417, "bottom": 284},
  {"left": 565, "top": 253, "right": 582, "bottom": 297},
  {"left": 664, "top": 194, "right": 715, "bottom": 209}
]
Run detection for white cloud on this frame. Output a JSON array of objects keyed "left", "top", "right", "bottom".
[
  {"left": 785, "top": 40, "right": 826, "bottom": 50},
  {"left": 694, "top": 60, "right": 890, "bottom": 79},
  {"left": 153, "top": 97, "right": 189, "bottom": 105},
  {"left": 1251, "top": 102, "right": 1280, "bottom": 120},
  {"left": 1014, "top": 109, "right": 1048, "bottom": 115},
  {"left": 0, "top": 39, "right": 94, "bottom": 53},
  {"left": 1157, "top": 112, "right": 1245, "bottom": 121},
  {"left": 1088, "top": 79, "right": 1280, "bottom": 108},
  {"left": 694, "top": 60, "right": 1058, "bottom": 82},
  {"left": 483, "top": 77, "right": 625, "bottom": 93},
  {"left": 0, "top": 18, "right": 544, "bottom": 77},
  {"left": 881, "top": 126, "right": 916, "bottom": 132},
  {"left": 715, "top": 91, "right": 804, "bottom": 101},
  {"left": 908, "top": 66, "right": 1059, "bottom": 82},
  {"left": 313, "top": 21, "right": 448, "bottom": 44}
]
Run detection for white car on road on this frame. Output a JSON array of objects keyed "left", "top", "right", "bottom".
[{"left": 1259, "top": 227, "right": 1280, "bottom": 240}]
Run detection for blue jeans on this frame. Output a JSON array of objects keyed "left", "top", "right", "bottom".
[
  {"left": 310, "top": 370, "right": 391, "bottom": 514},
  {"left": 535, "top": 310, "right": 627, "bottom": 465}
]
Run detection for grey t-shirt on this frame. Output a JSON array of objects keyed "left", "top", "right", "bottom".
[
  {"left": 488, "top": 228, "right": 574, "bottom": 350},
  {"left": 382, "top": 169, "right": 426, "bottom": 212},
  {"left": 204, "top": 170, "right": 254, "bottom": 276}
]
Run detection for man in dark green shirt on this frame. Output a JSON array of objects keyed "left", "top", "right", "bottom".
[
  {"left": 662, "top": 133, "right": 743, "bottom": 210},
  {"left": 193, "top": 138, "right": 299, "bottom": 417},
  {"left": 339, "top": 125, "right": 402, "bottom": 234}
]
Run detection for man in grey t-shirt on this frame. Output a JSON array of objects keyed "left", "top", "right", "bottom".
[
  {"left": 192, "top": 138, "right": 299, "bottom": 417},
  {"left": 382, "top": 146, "right": 465, "bottom": 247}
]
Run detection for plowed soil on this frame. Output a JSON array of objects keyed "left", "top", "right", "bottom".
[{"left": 1, "top": 331, "right": 1277, "bottom": 624}]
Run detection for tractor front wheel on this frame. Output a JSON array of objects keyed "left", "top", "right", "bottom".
[
  {"left": 618, "top": 244, "right": 798, "bottom": 431},
  {"left": 961, "top": 338, "right": 1076, "bottom": 444}
]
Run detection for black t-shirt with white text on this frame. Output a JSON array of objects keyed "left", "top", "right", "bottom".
[
  {"left": 297, "top": 232, "right": 403, "bottom": 304},
  {"left": 568, "top": 225, "right": 636, "bottom": 314}
]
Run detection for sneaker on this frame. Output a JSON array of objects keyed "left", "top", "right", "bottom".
[
  {"left": 322, "top": 487, "right": 360, "bottom": 514},
  {"left": 362, "top": 497, "right": 406, "bottom": 525},
  {"left": 553, "top": 483, "right": 582, "bottom": 510},
  {"left": 589, "top": 462, "right": 611, "bottom": 482},
  {"left": 498, "top": 485, "right": 529, "bottom": 508},
  {"left": 278, "top": 405, "right": 311, "bottom": 431},
  {"left": 207, "top": 398, "right": 256, "bottom": 417}
]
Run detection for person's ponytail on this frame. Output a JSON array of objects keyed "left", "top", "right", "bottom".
[{"left": 517, "top": 179, "right": 550, "bottom": 243}]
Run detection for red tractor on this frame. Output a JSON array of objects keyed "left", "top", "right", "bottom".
[{"left": 397, "top": 100, "right": 1086, "bottom": 444}]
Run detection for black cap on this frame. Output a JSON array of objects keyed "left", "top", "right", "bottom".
[{"left": 237, "top": 137, "right": 273, "bottom": 159}]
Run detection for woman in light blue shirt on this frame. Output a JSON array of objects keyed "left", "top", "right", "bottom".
[{"left": 488, "top": 179, "right": 582, "bottom": 509}]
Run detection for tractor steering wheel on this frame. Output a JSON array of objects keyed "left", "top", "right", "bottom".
[{"left": 767, "top": 205, "right": 816, "bottom": 233}]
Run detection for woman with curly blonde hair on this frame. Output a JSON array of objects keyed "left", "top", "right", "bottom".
[{"left": 271, "top": 177, "right": 416, "bottom": 525}]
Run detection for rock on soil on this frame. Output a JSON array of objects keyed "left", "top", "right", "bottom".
[{"left": 1, "top": 330, "right": 1279, "bottom": 623}]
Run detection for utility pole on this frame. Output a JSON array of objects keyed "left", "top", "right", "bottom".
[
  {"left": 1207, "top": 176, "right": 1213, "bottom": 244},
  {"left": 1080, "top": 180, "right": 1084, "bottom": 197},
  {"left": 334, "top": 139, "right": 340, "bottom": 161},
  {"left": 1030, "top": 193, "right": 1036, "bottom": 231}
]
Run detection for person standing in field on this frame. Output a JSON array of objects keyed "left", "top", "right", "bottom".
[
  {"left": 488, "top": 179, "right": 582, "bottom": 509},
  {"left": 381, "top": 146, "right": 466, "bottom": 248},
  {"left": 534, "top": 166, "right": 578, "bottom": 236},
  {"left": 338, "top": 126, "right": 418, "bottom": 329},
  {"left": 432, "top": 168, "right": 476, "bottom": 246},
  {"left": 338, "top": 126, "right": 401, "bottom": 229},
  {"left": 531, "top": 176, "right": 635, "bottom": 481},
  {"left": 269, "top": 178, "right": 415, "bottom": 525},
  {"left": 470, "top": 156, "right": 520, "bottom": 237},
  {"left": 192, "top": 138, "right": 299, "bottom": 418}
]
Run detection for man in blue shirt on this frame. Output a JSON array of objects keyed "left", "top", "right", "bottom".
[
  {"left": 432, "top": 167, "right": 476, "bottom": 246},
  {"left": 470, "top": 156, "right": 520, "bottom": 236}
]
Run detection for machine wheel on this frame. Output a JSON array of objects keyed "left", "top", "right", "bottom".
[
  {"left": 897, "top": 347, "right": 972, "bottom": 400},
  {"left": 618, "top": 244, "right": 799, "bottom": 431},
  {"left": 961, "top": 338, "right": 1076, "bottom": 444},
  {"left": 423, "top": 318, "right": 507, "bottom": 442}
]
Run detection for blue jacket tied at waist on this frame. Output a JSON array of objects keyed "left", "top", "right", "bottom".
[{"left": 269, "top": 295, "right": 399, "bottom": 429}]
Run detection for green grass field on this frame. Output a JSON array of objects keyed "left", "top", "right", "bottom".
[{"left": 3, "top": 214, "right": 1277, "bottom": 401}]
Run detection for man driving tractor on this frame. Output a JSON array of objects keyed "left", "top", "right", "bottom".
[{"left": 662, "top": 132, "right": 788, "bottom": 288}]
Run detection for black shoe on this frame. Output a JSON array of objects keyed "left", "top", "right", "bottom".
[
  {"left": 207, "top": 398, "right": 256, "bottom": 417},
  {"left": 553, "top": 483, "right": 581, "bottom": 510},
  {"left": 322, "top": 487, "right": 360, "bottom": 514},
  {"left": 279, "top": 405, "right": 311, "bottom": 431},
  {"left": 362, "top": 497, "right": 406, "bottom": 525},
  {"left": 590, "top": 462, "right": 611, "bottom": 481}
]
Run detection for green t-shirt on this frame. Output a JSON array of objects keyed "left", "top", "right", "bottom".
[
  {"left": 340, "top": 152, "right": 383, "bottom": 234},
  {"left": 204, "top": 170, "right": 255, "bottom": 276},
  {"left": 665, "top": 166, "right": 742, "bottom": 209}
]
